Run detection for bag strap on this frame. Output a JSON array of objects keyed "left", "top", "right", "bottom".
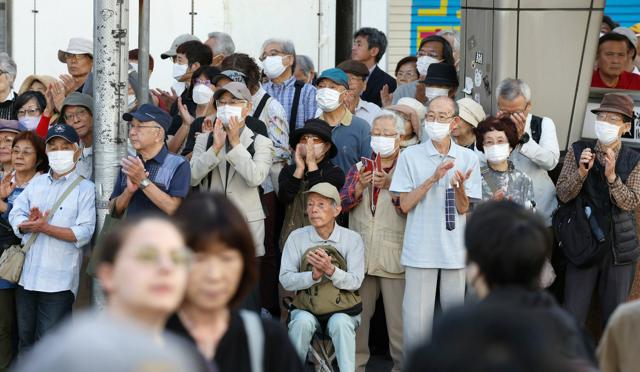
[
  {"left": 239, "top": 310, "right": 264, "bottom": 372},
  {"left": 252, "top": 93, "right": 270, "bottom": 120},
  {"left": 288, "top": 80, "right": 305, "bottom": 147},
  {"left": 21, "top": 176, "right": 84, "bottom": 253}
]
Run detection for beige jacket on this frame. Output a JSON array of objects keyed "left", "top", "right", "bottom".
[
  {"left": 190, "top": 127, "right": 274, "bottom": 256},
  {"left": 348, "top": 164, "right": 406, "bottom": 279},
  {"left": 597, "top": 300, "right": 640, "bottom": 372}
]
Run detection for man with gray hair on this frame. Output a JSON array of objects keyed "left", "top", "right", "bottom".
[
  {"left": 205, "top": 31, "right": 235, "bottom": 67},
  {"left": 261, "top": 38, "right": 317, "bottom": 133},
  {"left": 294, "top": 55, "right": 316, "bottom": 84},
  {"left": 0, "top": 52, "right": 17, "bottom": 120},
  {"left": 341, "top": 110, "right": 408, "bottom": 372},
  {"left": 390, "top": 96, "right": 481, "bottom": 353},
  {"left": 496, "top": 77, "right": 559, "bottom": 227}
]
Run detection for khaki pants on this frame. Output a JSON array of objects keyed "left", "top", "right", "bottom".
[
  {"left": 402, "top": 267, "right": 465, "bottom": 355},
  {"left": 355, "top": 275, "right": 405, "bottom": 372}
]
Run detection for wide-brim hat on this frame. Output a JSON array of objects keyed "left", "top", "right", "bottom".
[
  {"left": 304, "top": 182, "right": 341, "bottom": 206},
  {"left": 58, "top": 38, "right": 93, "bottom": 63},
  {"left": 387, "top": 104, "right": 420, "bottom": 137},
  {"left": 292, "top": 119, "right": 338, "bottom": 159},
  {"left": 591, "top": 93, "right": 635, "bottom": 119}
]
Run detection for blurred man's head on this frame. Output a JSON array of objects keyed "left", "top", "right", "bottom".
[{"left": 597, "top": 33, "right": 632, "bottom": 80}]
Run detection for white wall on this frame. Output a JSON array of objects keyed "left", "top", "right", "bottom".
[
  {"left": 11, "top": 0, "right": 335, "bottom": 93},
  {"left": 357, "top": 0, "right": 388, "bottom": 71}
]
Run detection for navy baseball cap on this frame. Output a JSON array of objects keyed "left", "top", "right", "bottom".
[
  {"left": 46, "top": 123, "right": 80, "bottom": 144},
  {"left": 315, "top": 68, "right": 350, "bottom": 89},
  {"left": 123, "top": 104, "right": 172, "bottom": 131}
]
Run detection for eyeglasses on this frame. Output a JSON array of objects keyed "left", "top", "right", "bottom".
[
  {"left": 195, "top": 79, "right": 212, "bottom": 87},
  {"left": 17, "top": 108, "right": 41, "bottom": 117},
  {"left": 63, "top": 109, "right": 90, "bottom": 122},
  {"left": 11, "top": 148, "right": 35, "bottom": 157},
  {"left": 397, "top": 71, "right": 418, "bottom": 79},
  {"left": 259, "top": 49, "right": 289, "bottom": 61},
  {"left": 426, "top": 113, "right": 455, "bottom": 123},
  {"left": 132, "top": 246, "right": 192, "bottom": 267},
  {"left": 596, "top": 112, "right": 625, "bottom": 123},
  {"left": 63, "top": 53, "right": 90, "bottom": 62},
  {"left": 372, "top": 130, "right": 398, "bottom": 138},
  {"left": 417, "top": 48, "right": 442, "bottom": 58},
  {"left": 299, "top": 135, "right": 325, "bottom": 144},
  {"left": 0, "top": 136, "right": 14, "bottom": 147},
  {"left": 128, "top": 123, "right": 161, "bottom": 132}
]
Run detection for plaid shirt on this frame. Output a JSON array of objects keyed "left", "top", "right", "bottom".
[
  {"left": 557, "top": 142, "right": 640, "bottom": 211},
  {"left": 263, "top": 76, "right": 317, "bottom": 129}
]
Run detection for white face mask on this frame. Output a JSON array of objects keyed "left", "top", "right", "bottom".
[
  {"left": 263, "top": 56, "right": 287, "bottom": 80},
  {"left": 192, "top": 84, "right": 214, "bottom": 105},
  {"left": 316, "top": 88, "right": 342, "bottom": 112},
  {"left": 19, "top": 116, "right": 41, "bottom": 131},
  {"left": 217, "top": 105, "right": 243, "bottom": 126},
  {"left": 425, "top": 87, "right": 450, "bottom": 102},
  {"left": 370, "top": 136, "right": 397, "bottom": 157},
  {"left": 484, "top": 143, "right": 511, "bottom": 164},
  {"left": 47, "top": 150, "right": 76, "bottom": 175},
  {"left": 416, "top": 55, "right": 442, "bottom": 76},
  {"left": 424, "top": 121, "right": 450, "bottom": 142},
  {"left": 594, "top": 120, "right": 621, "bottom": 145},
  {"left": 129, "top": 62, "right": 138, "bottom": 73},
  {"left": 172, "top": 63, "right": 188, "bottom": 80}
]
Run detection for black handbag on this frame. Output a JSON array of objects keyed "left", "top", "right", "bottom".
[{"left": 552, "top": 195, "right": 604, "bottom": 267}]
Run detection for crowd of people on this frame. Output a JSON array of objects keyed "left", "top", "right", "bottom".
[{"left": 0, "top": 16, "right": 638, "bottom": 372}]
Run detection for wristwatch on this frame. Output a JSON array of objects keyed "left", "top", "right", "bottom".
[
  {"left": 139, "top": 178, "right": 151, "bottom": 190},
  {"left": 519, "top": 133, "right": 530, "bottom": 145}
]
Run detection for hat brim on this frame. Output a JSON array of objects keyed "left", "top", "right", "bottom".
[
  {"left": 315, "top": 77, "right": 349, "bottom": 90},
  {"left": 590, "top": 106, "right": 633, "bottom": 119},
  {"left": 160, "top": 51, "right": 174, "bottom": 60},
  {"left": 292, "top": 127, "right": 338, "bottom": 159},
  {"left": 123, "top": 111, "right": 156, "bottom": 123},
  {"left": 46, "top": 134, "right": 77, "bottom": 144},
  {"left": 457, "top": 112, "right": 479, "bottom": 127}
]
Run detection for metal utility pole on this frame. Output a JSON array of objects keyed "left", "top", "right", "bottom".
[
  {"left": 93, "top": 0, "right": 129, "bottom": 237},
  {"left": 137, "top": 0, "right": 149, "bottom": 104}
]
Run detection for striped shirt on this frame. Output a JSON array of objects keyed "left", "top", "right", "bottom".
[{"left": 263, "top": 76, "right": 317, "bottom": 129}]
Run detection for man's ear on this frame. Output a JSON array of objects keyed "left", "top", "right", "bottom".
[
  {"left": 190, "top": 62, "right": 201, "bottom": 73},
  {"left": 211, "top": 54, "right": 225, "bottom": 67},
  {"left": 369, "top": 47, "right": 380, "bottom": 60}
]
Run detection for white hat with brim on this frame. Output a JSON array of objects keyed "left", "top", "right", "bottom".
[
  {"left": 58, "top": 38, "right": 93, "bottom": 63},
  {"left": 457, "top": 97, "right": 486, "bottom": 128}
]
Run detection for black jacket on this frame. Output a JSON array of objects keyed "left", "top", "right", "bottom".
[
  {"left": 278, "top": 158, "right": 345, "bottom": 204},
  {"left": 481, "top": 287, "right": 597, "bottom": 365},
  {"left": 361, "top": 65, "right": 397, "bottom": 107},
  {"left": 166, "top": 311, "right": 304, "bottom": 372}
]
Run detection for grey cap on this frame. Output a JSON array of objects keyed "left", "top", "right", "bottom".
[
  {"left": 213, "top": 81, "right": 252, "bottom": 103},
  {"left": 161, "top": 34, "right": 200, "bottom": 59},
  {"left": 61, "top": 92, "right": 94, "bottom": 115}
]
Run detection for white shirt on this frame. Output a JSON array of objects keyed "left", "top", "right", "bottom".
[
  {"left": 390, "top": 140, "right": 482, "bottom": 269},
  {"left": 355, "top": 99, "right": 382, "bottom": 127}
]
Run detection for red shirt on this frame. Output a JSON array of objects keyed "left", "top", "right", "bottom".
[{"left": 591, "top": 69, "right": 640, "bottom": 90}]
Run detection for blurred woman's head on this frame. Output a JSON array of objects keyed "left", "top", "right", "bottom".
[
  {"left": 174, "top": 192, "right": 258, "bottom": 312},
  {"left": 11, "top": 131, "right": 47, "bottom": 174},
  {"left": 97, "top": 216, "right": 191, "bottom": 323}
]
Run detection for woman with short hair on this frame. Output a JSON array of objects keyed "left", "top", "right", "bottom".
[{"left": 166, "top": 192, "right": 304, "bottom": 372}]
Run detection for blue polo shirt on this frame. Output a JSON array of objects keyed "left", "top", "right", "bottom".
[
  {"left": 320, "top": 109, "right": 372, "bottom": 175},
  {"left": 111, "top": 146, "right": 190, "bottom": 217}
]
